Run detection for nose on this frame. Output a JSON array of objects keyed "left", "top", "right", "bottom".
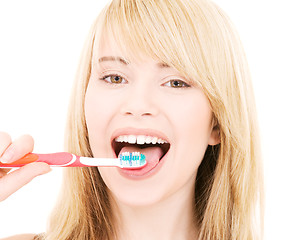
[{"left": 120, "top": 87, "right": 158, "bottom": 118}]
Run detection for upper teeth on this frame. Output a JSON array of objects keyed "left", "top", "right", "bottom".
[{"left": 115, "top": 135, "right": 168, "bottom": 145}]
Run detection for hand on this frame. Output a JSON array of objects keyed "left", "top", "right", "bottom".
[{"left": 0, "top": 132, "right": 51, "bottom": 201}]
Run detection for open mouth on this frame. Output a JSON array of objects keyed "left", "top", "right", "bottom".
[{"left": 112, "top": 135, "right": 170, "bottom": 161}]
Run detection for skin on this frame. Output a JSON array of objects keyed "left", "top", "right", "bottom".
[
  {"left": 0, "top": 133, "right": 51, "bottom": 239},
  {"left": 0, "top": 133, "right": 51, "bottom": 202},
  {"left": 84, "top": 35, "right": 220, "bottom": 239},
  {"left": 0, "top": 35, "right": 219, "bottom": 240}
]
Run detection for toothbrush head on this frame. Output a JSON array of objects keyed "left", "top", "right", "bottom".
[{"left": 118, "top": 152, "right": 146, "bottom": 169}]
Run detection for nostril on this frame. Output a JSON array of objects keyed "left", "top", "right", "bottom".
[
  {"left": 120, "top": 97, "right": 158, "bottom": 117},
  {"left": 124, "top": 111, "right": 133, "bottom": 116},
  {"left": 123, "top": 111, "right": 154, "bottom": 117},
  {"left": 141, "top": 112, "right": 152, "bottom": 116}
]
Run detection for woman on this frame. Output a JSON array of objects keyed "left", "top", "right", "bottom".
[{"left": 0, "top": 0, "right": 263, "bottom": 239}]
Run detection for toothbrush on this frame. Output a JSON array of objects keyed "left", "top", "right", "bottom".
[{"left": 0, "top": 152, "right": 147, "bottom": 169}]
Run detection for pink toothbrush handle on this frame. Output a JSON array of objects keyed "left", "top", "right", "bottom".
[{"left": 0, "top": 152, "right": 84, "bottom": 167}]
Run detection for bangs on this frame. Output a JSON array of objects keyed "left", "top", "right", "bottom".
[{"left": 94, "top": 0, "right": 206, "bottom": 86}]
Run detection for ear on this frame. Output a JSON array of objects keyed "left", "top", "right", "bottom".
[{"left": 208, "top": 126, "right": 220, "bottom": 146}]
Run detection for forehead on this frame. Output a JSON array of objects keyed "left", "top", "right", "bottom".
[
  {"left": 93, "top": 32, "right": 170, "bottom": 67},
  {"left": 93, "top": 33, "right": 124, "bottom": 61}
]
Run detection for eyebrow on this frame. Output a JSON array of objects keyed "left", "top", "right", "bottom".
[
  {"left": 157, "top": 62, "right": 171, "bottom": 68},
  {"left": 98, "top": 56, "right": 171, "bottom": 68},
  {"left": 98, "top": 56, "right": 129, "bottom": 65}
]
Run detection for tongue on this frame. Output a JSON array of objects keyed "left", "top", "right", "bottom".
[{"left": 118, "top": 146, "right": 163, "bottom": 176}]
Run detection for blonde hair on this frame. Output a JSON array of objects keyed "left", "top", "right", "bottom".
[{"left": 44, "top": 0, "right": 264, "bottom": 239}]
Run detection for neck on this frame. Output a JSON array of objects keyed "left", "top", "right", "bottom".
[{"left": 114, "top": 182, "right": 198, "bottom": 240}]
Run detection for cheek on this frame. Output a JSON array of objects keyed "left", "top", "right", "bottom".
[
  {"left": 84, "top": 82, "right": 114, "bottom": 156},
  {"left": 85, "top": 83, "right": 106, "bottom": 122},
  {"left": 85, "top": 86, "right": 103, "bottom": 134},
  {"left": 84, "top": 79, "right": 123, "bottom": 124},
  {"left": 168, "top": 93, "right": 212, "bottom": 144},
  {"left": 166, "top": 93, "right": 213, "bottom": 172}
]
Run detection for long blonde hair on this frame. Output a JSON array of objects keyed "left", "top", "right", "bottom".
[{"left": 44, "top": 0, "right": 263, "bottom": 239}]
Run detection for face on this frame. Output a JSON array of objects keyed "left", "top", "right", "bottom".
[{"left": 84, "top": 35, "right": 219, "bottom": 207}]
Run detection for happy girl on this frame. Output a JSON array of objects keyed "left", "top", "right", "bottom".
[{"left": 0, "top": 0, "right": 264, "bottom": 239}]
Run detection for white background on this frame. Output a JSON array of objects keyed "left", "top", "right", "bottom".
[{"left": 0, "top": 0, "right": 306, "bottom": 239}]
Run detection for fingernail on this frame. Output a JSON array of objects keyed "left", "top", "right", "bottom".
[{"left": 0, "top": 147, "right": 14, "bottom": 163}]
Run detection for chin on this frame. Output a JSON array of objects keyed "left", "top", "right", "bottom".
[{"left": 98, "top": 167, "right": 174, "bottom": 208}]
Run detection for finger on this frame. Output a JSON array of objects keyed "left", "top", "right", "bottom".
[
  {"left": 0, "top": 162, "right": 51, "bottom": 202},
  {"left": 0, "top": 134, "right": 34, "bottom": 164},
  {"left": 0, "top": 132, "right": 12, "bottom": 157}
]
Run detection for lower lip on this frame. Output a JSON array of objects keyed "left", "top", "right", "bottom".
[{"left": 117, "top": 152, "right": 168, "bottom": 180}]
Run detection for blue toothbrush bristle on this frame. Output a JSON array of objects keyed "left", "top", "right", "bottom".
[{"left": 119, "top": 152, "right": 146, "bottom": 168}]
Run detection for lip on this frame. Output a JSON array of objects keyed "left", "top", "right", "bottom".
[{"left": 110, "top": 127, "right": 171, "bottom": 179}]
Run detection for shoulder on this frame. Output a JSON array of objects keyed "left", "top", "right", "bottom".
[{"left": 0, "top": 234, "right": 37, "bottom": 240}]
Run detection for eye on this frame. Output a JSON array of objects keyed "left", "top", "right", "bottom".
[
  {"left": 100, "top": 74, "right": 127, "bottom": 84},
  {"left": 163, "top": 79, "right": 190, "bottom": 88}
]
